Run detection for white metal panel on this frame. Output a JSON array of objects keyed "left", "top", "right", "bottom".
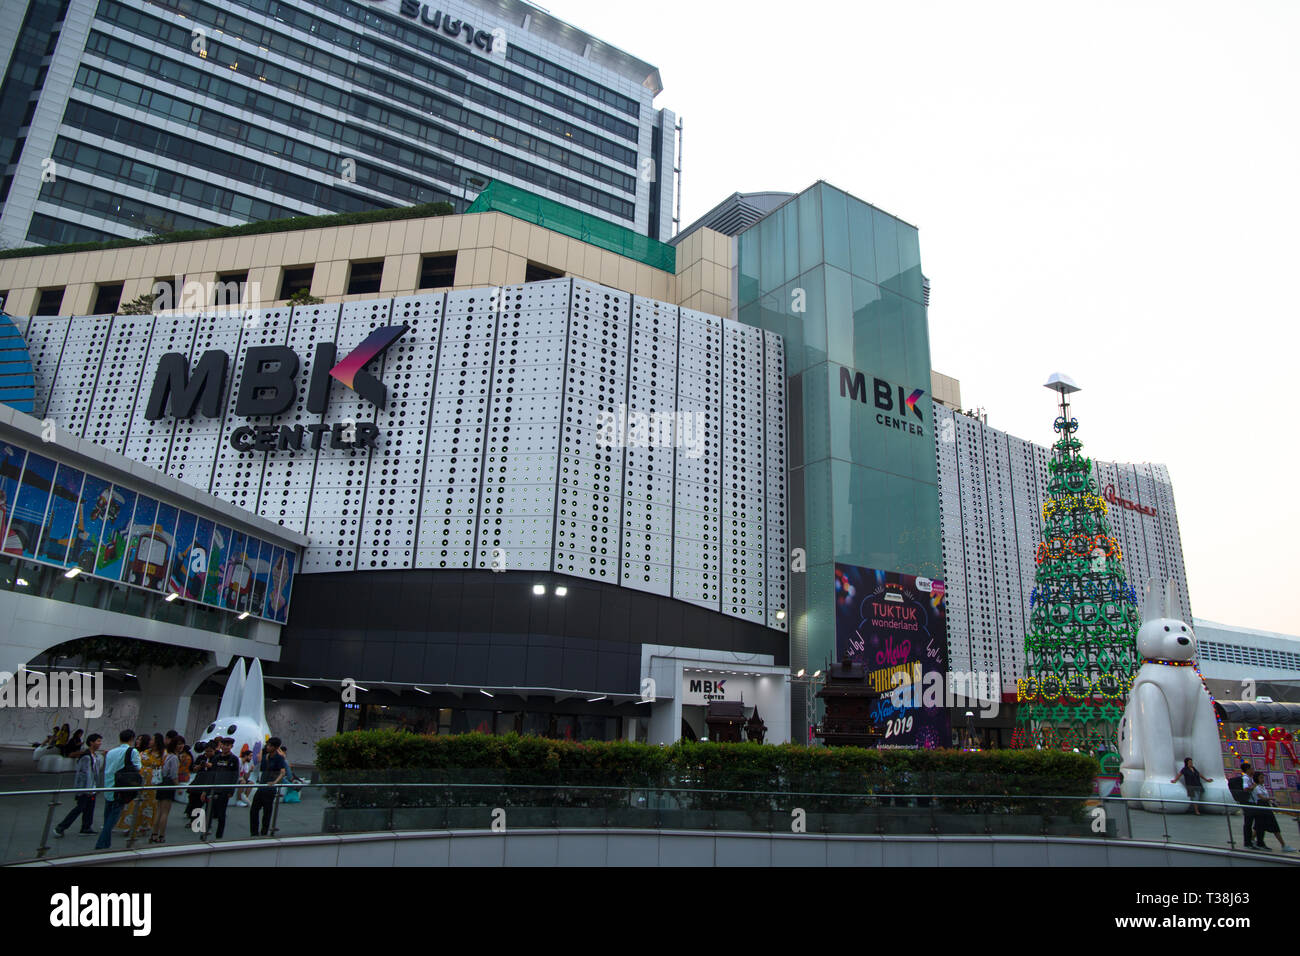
[
  {"left": 722, "top": 319, "right": 765, "bottom": 623},
  {"left": 124, "top": 310, "right": 199, "bottom": 474},
  {"left": 672, "top": 306, "right": 722, "bottom": 611},
  {"left": 169, "top": 309, "right": 244, "bottom": 494},
  {"left": 23, "top": 315, "right": 70, "bottom": 419},
  {"left": 619, "top": 297, "right": 677, "bottom": 596},
  {"left": 82, "top": 313, "right": 154, "bottom": 455},
  {"left": 415, "top": 287, "right": 499, "bottom": 569},
  {"left": 762, "top": 330, "right": 788, "bottom": 631},
  {"left": 554, "top": 279, "right": 629, "bottom": 583},
  {"left": 475, "top": 284, "right": 564, "bottom": 572},
  {"left": 257, "top": 302, "right": 341, "bottom": 537},
  {"left": 43, "top": 315, "right": 110, "bottom": 437},
  {"left": 210, "top": 307, "right": 291, "bottom": 513}
]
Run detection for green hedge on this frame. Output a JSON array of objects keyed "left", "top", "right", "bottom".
[
  {"left": 315, "top": 731, "right": 1098, "bottom": 798},
  {"left": 0, "top": 201, "right": 456, "bottom": 261}
]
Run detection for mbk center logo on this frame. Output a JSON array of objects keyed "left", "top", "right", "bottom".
[
  {"left": 839, "top": 367, "right": 926, "bottom": 437},
  {"left": 145, "top": 326, "right": 408, "bottom": 454}
]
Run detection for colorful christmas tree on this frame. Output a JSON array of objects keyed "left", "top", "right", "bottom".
[{"left": 1012, "top": 374, "right": 1139, "bottom": 770}]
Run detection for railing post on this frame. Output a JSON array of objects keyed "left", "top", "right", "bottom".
[{"left": 35, "top": 791, "right": 63, "bottom": 859}]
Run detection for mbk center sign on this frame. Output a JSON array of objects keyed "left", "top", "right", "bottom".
[{"left": 146, "top": 325, "right": 408, "bottom": 453}]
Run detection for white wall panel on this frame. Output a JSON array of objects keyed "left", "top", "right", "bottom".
[
  {"left": 82, "top": 313, "right": 154, "bottom": 454},
  {"left": 555, "top": 279, "right": 629, "bottom": 583},
  {"left": 43, "top": 315, "right": 110, "bottom": 437},
  {"left": 258, "top": 302, "right": 340, "bottom": 538},
  {"left": 672, "top": 306, "right": 722, "bottom": 610},
  {"left": 415, "top": 288, "right": 498, "bottom": 569},
  {"left": 168, "top": 310, "right": 244, "bottom": 494},
  {"left": 124, "top": 311, "right": 199, "bottom": 473},
  {"left": 620, "top": 297, "right": 677, "bottom": 596},
  {"left": 304, "top": 298, "right": 388, "bottom": 572},
  {"left": 476, "top": 284, "right": 564, "bottom": 572},
  {"left": 23, "top": 315, "right": 69, "bottom": 419},
  {"left": 210, "top": 306, "right": 291, "bottom": 514},
  {"left": 762, "top": 331, "right": 788, "bottom": 631},
  {"left": 722, "top": 320, "right": 765, "bottom": 623}
]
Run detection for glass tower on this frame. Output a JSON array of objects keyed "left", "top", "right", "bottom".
[{"left": 737, "top": 181, "right": 940, "bottom": 738}]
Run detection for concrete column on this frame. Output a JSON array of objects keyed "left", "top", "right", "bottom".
[{"left": 133, "top": 657, "right": 229, "bottom": 735}]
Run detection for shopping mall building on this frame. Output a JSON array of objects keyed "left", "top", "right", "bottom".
[{"left": 0, "top": 0, "right": 1249, "bottom": 752}]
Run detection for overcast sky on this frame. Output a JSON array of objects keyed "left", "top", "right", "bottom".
[{"left": 544, "top": 0, "right": 1300, "bottom": 634}]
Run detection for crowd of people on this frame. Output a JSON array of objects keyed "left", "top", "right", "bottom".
[{"left": 40, "top": 725, "right": 298, "bottom": 850}]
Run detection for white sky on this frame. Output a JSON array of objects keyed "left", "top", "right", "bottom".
[{"left": 542, "top": 0, "right": 1300, "bottom": 634}]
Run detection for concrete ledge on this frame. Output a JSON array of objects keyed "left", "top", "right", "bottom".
[{"left": 18, "top": 829, "right": 1300, "bottom": 867}]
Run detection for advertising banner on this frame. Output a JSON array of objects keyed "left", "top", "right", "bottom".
[{"left": 834, "top": 563, "right": 950, "bottom": 749}]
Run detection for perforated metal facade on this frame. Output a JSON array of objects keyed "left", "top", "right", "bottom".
[{"left": 20, "top": 277, "right": 789, "bottom": 629}]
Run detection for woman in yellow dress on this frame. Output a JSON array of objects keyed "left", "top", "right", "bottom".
[{"left": 120, "top": 734, "right": 164, "bottom": 840}]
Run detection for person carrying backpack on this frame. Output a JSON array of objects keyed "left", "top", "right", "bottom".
[
  {"left": 95, "top": 729, "right": 142, "bottom": 851},
  {"left": 54, "top": 733, "right": 103, "bottom": 837}
]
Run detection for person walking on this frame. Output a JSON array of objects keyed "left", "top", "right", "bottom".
[
  {"left": 54, "top": 733, "right": 103, "bottom": 837},
  {"left": 186, "top": 740, "right": 213, "bottom": 829},
  {"left": 236, "top": 745, "right": 254, "bottom": 806},
  {"left": 1229, "top": 760, "right": 1259, "bottom": 847},
  {"left": 207, "top": 737, "right": 241, "bottom": 839},
  {"left": 94, "top": 729, "right": 142, "bottom": 851},
  {"left": 125, "top": 733, "right": 165, "bottom": 843},
  {"left": 1250, "top": 772, "right": 1296, "bottom": 851},
  {"left": 149, "top": 737, "right": 181, "bottom": 844},
  {"left": 1171, "top": 757, "right": 1212, "bottom": 815},
  {"left": 250, "top": 737, "right": 287, "bottom": 837}
]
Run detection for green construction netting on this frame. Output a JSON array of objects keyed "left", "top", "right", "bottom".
[{"left": 467, "top": 181, "right": 675, "bottom": 274}]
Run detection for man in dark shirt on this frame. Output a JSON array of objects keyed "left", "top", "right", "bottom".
[
  {"left": 186, "top": 740, "right": 214, "bottom": 831},
  {"left": 251, "top": 737, "right": 287, "bottom": 837},
  {"left": 207, "top": 737, "right": 241, "bottom": 839}
]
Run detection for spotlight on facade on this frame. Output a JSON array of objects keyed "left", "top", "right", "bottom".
[
  {"left": 532, "top": 584, "right": 546, "bottom": 595},
  {"left": 555, "top": 586, "right": 568, "bottom": 596},
  {"left": 165, "top": 592, "right": 179, "bottom": 602},
  {"left": 813, "top": 670, "right": 822, "bottom": 678},
  {"left": 64, "top": 567, "right": 81, "bottom": 579},
  {"left": 796, "top": 668, "right": 805, "bottom": 678},
  {"left": 480, "top": 689, "right": 495, "bottom": 698},
  {"left": 775, "top": 609, "right": 785, "bottom": 620}
]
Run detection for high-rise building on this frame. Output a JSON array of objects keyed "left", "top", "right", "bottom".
[
  {"left": 934, "top": 402, "right": 1192, "bottom": 698},
  {"left": 0, "top": 0, "right": 677, "bottom": 248}
]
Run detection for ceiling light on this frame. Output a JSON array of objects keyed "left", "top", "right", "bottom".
[
  {"left": 587, "top": 695, "right": 606, "bottom": 702},
  {"left": 813, "top": 670, "right": 822, "bottom": 678},
  {"left": 532, "top": 584, "right": 545, "bottom": 595},
  {"left": 554, "top": 585, "right": 567, "bottom": 596},
  {"left": 775, "top": 609, "right": 786, "bottom": 621},
  {"left": 414, "top": 686, "right": 431, "bottom": 694},
  {"left": 796, "top": 668, "right": 805, "bottom": 678},
  {"left": 64, "top": 567, "right": 82, "bottom": 579},
  {"left": 165, "top": 592, "right": 179, "bottom": 602},
  {"left": 291, "top": 681, "right": 310, "bottom": 689},
  {"left": 16, "top": 578, "right": 28, "bottom": 587},
  {"left": 480, "top": 689, "right": 494, "bottom": 698},
  {"left": 238, "top": 611, "right": 250, "bottom": 620}
]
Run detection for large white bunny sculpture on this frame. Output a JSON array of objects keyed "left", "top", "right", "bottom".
[
  {"left": 1118, "top": 581, "right": 1234, "bottom": 813},
  {"left": 200, "top": 658, "right": 272, "bottom": 766}
]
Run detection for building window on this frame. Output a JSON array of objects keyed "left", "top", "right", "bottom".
[
  {"left": 279, "top": 266, "right": 314, "bottom": 299},
  {"left": 347, "top": 259, "right": 384, "bottom": 296},
  {"left": 91, "top": 282, "right": 123, "bottom": 315},
  {"left": 418, "top": 253, "right": 457, "bottom": 290},
  {"left": 35, "top": 288, "right": 65, "bottom": 316},
  {"left": 214, "top": 271, "right": 249, "bottom": 308},
  {"left": 525, "top": 261, "right": 563, "bottom": 282}
]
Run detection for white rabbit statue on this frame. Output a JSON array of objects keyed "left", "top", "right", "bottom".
[{"left": 199, "top": 658, "right": 272, "bottom": 766}]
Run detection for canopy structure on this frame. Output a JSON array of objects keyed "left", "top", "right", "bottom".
[{"left": 1213, "top": 700, "right": 1300, "bottom": 725}]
